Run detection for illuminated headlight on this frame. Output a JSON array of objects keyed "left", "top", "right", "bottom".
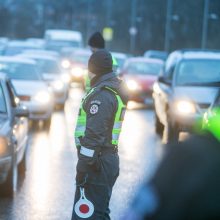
[
  {"left": 61, "top": 73, "right": 71, "bottom": 83},
  {"left": 0, "top": 137, "right": 8, "bottom": 156},
  {"left": 33, "top": 91, "right": 51, "bottom": 104},
  {"left": 71, "top": 67, "right": 84, "bottom": 77},
  {"left": 174, "top": 100, "right": 196, "bottom": 115},
  {"left": 126, "top": 79, "right": 140, "bottom": 91},
  {"left": 61, "top": 59, "right": 71, "bottom": 69},
  {"left": 52, "top": 80, "right": 64, "bottom": 91}
]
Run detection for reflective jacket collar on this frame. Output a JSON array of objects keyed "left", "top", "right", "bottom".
[{"left": 91, "top": 72, "right": 116, "bottom": 88}]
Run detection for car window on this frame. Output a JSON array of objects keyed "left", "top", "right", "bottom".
[
  {"left": 125, "top": 61, "right": 163, "bottom": 75},
  {"left": 35, "top": 59, "right": 61, "bottom": 74},
  {"left": 0, "top": 62, "right": 41, "bottom": 80},
  {"left": 175, "top": 59, "right": 220, "bottom": 85},
  {"left": 0, "top": 84, "right": 7, "bottom": 113},
  {"left": 71, "top": 54, "right": 90, "bottom": 65},
  {"left": 6, "top": 81, "right": 18, "bottom": 108}
]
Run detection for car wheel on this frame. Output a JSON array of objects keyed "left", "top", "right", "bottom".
[
  {"left": 43, "top": 117, "right": 51, "bottom": 131},
  {"left": 166, "top": 121, "right": 179, "bottom": 144},
  {"left": 18, "top": 150, "right": 26, "bottom": 177},
  {"left": 56, "top": 103, "right": 65, "bottom": 111},
  {"left": 1, "top": 153, "right": 18, "bottom": 197},
  {"left": 155, "top": 112, "right": 164, "bottom": 137}
]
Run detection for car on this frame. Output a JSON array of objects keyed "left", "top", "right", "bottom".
[
  {"left": 111, "top": 52, "right": 128, "bottom": 75},
  {"left": 68, "top": 48, "right": 92, "bottom": 84},
  {"left": 17, "top": 53, "right": 69, "bottom": 109},
  {"left": 0, "top": 73, "right": 29, "bottom": 196},
  {"left": 153, "top": 50, "right": 220, "bottom": 143},
  {"left": 0, "top": 57, "right": 54, "bottom": 129},
  {"left": 44, "top": 29, "right": 83, "bottom": 53},
  {"left": 144, "top": 50, "right": 168, "bottom": 61},
  {"left": 121, "top": 57, "right": 164, "bottom": 105},
  {"left": 3, "top": 40, "right": 43, "bottom": 56}
]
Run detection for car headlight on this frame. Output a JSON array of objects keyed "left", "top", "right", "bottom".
[
  {"left": 174, "top": 100, "right": 196, "bottom": 115},
  {"left": 71, "top": 67, "right": 84, "bottom": 77},
  {"left": 52, "top": 80, "right": 64, "bottom": 91},
  {"left": 33, "top": 91, "right": 51, "bottom": 104},
  {"left": 61, "top": 73, "right": 71, "bottom": 83},
  {"left": 126, "top": 79, "right": 140, "bottom": 91},
  {"left": 61, "top": 59, "right": 71, "bottom": 69},
  {"left": 0, "top": 137, "right": 8, "bottom": 156}
]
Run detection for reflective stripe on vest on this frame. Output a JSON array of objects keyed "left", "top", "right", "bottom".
[
  {"left": 74, "top": 86, "right": 126, "bottom": 147},
  {"left": 74, "top": 88, "right": 96, "bottom": 147}
]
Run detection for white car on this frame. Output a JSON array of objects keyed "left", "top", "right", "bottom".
[
  {"left": 0, "top": 57, "right": 54, "bottom": 129},
  {"left": 153, "top": 50, "right": 220, "bottom": 143},
  {"left": 17, "top": 53, "right": 69, "bottom": 109},
  {"left": 44, "top": 29, "right": 83, "bottom": 52}
]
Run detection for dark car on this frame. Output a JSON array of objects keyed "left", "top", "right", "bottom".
[
  {"left": 153, "top": 50, "right": 220, "bottom": 143},
  {"left": 0, "top": 73, "right": 29, "bottom": 196},
  {"left": 121, "top": 57, "right": 164, "bottom": 105}
]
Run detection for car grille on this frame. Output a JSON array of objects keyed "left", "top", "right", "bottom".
[
  {"left": 19, "top": 95, "right": 31, "bottom": 101},
  {"left": 198, "top": 103, "right": 210, "bottom": 109}
]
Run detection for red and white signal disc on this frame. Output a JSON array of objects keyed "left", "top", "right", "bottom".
[{"left": 74, "top": 187, "right": 94, "bottom": 218}]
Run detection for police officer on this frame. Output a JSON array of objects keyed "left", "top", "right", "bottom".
[
  {"left": 122, "top": 106, "right": 220, "bottom": 220},
  {"left": 83, "top": 32, "right": 118, "bottom": 92},
  {"left": 72, "top": 49, "right": 128, "bottom": 220}
]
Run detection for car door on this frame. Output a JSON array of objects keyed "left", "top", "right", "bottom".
[{"left": 6, "top": 81, "right": 28, "bottom": 164}]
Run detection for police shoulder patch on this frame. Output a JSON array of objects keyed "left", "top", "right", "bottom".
[{"left": 90, "top": 104, "right": 99, "bottom": 114}]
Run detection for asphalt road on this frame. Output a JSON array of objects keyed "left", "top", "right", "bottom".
[{"left": 0, "top": 87, "right": 164, "bottom": 220}]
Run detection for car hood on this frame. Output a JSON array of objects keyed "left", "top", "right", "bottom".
[
  {"left": 124, "top": 74, "right": 158, "bottom": 90},
  {"left": 42, "top": 73, "right": 60, "bottom": 81},
  {"left": 173, "top": 86, "right": 218, "bottom": 105},
  {"left": 12, "top": 80, "right": 48, "bottom": 96}
]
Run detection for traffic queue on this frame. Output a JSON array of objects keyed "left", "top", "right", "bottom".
[{"left": 0, "top": 29, "right": 220, "bottom": 203}]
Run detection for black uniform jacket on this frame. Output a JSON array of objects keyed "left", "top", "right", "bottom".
[{"left": 79, "top": 72, "right": 128, "bottom": 149}]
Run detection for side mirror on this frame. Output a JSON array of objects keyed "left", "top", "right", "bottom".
[
  {"left": 15, "top": 106, "right": 29, "bottom": 117},
  {"left": 158, "top": 76, "right": 171, "bottom": 85}
]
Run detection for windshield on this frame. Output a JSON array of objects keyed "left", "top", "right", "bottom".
[
  {"left": 0, "top": 62, "right": 41, "bottom": 80},
  {"left": 35, "top": 59, "right": 61, "bottom": 74},
  {"left": 46, "top": 40, "right": 81, "bottom": 50},
  {"left": 125, "top": 61, "right": 163, "bottom": 75},
  {"left": 0, "top": 84, "right": 7, "bottom": 113},
  {"left": 116, "top": 58, "right": 126, "bottom": 68},
  {"left": 176, "top": 59, "right": 220, "bottom": 86},
  {"left": 71, "top": 54, "right": 90, "bottom": 65}
]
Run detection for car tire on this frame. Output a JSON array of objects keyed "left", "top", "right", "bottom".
[
  {"left": 18, "top": 150, "right": 26, "bottom": 177},
  {"left": 1, "top": 153, "right": 18, "bottom": 197},
  {"left": 155, "top": 113, "right": 164, "bottom": 137},
  {"left": 43, "top": 117, "right": 51, "bottom": 131},
  {"left": 166, "top": 121, "right": 179, "bottom": 144}
]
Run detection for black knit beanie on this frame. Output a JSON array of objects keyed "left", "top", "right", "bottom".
[
  {"left": 88, "top": 32, "right": 105, "bottom": 49},
  {"left": 88, "top": 49, "right": 113, "bottom": 76}
]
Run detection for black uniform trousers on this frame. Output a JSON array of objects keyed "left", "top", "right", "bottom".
[{"left": 72, "top": 150, "right": 119, "bottom": 220}]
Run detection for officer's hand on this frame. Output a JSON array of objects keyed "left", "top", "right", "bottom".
[
  {"left": 91, "top": 157, "right": 101, "bottom": 172},
  {"left": 76, "top": 171, "right": 88, "bottom": 187}
]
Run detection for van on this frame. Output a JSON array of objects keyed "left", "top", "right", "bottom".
[{"left": 44, "top": 29, "right": 83, "bottom": 52}]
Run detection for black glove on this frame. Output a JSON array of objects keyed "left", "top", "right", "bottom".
[
  {"left": 76, "top": 171, "right": 88, "bottom": 187},
  {"left": 91, "top": 156, "right": 101, "bottom": 172},
  {"left": 78, "top": 146, "right": 102, "bottom": 172}
]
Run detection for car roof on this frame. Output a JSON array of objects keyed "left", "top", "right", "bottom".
[
  {"left": 22, "top": 49, "right": 59, "bottom": 57},
  {"left": 111, "top": 52, "right": 128, "bottom": 59},
  {"left": 7, "top": 40, "right": 42, "bottom": 48},
  {"left": 174, "top": 49, "right": 220, "bottom": 60},
  {"left": 45, "top": 29, "right": 82, "bottom": 41},
  {"left": 18, "top": 53, "right": 58, "bottom": 61},
  {"left": 126, "top": 56, "right": 164, "bottom": 64},
  {"left": 0, "top": 56, "right": 36, "bottom": 64}
]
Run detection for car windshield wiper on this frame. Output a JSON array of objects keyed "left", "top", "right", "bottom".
[{"left": 180, "top": 81, "right": 220, "bottom": 86}]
